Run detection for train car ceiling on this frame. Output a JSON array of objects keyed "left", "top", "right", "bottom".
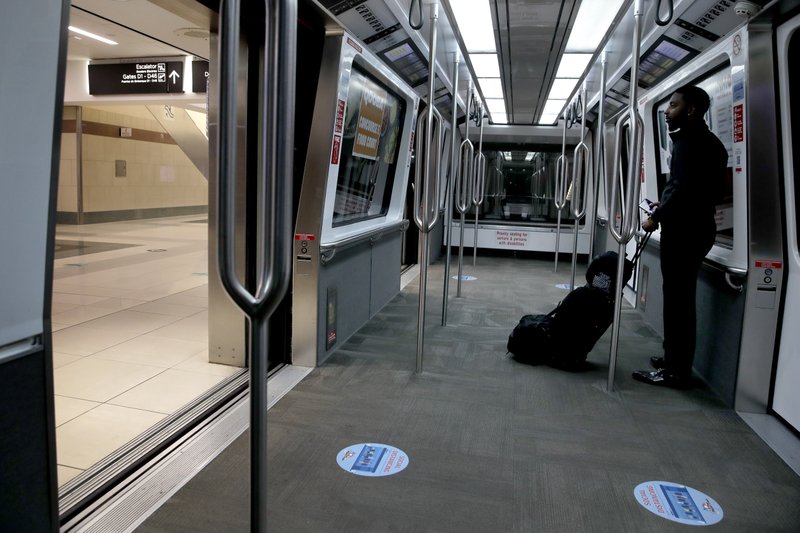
[{"left": 311, "top": 0, "right": 769, "bottom": 132}]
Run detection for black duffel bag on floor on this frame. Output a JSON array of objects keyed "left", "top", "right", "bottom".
[{"left": 507, "top": 286, "right": 614, "bottom": 371}]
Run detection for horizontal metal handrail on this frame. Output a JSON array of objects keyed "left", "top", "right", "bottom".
[{"left": 319, "top": 220, "right": 410, "bottom": 263}]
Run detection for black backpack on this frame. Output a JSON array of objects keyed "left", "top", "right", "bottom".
[
  {"left": 506, "top": 312, "right": 556, "bottom": 363},
  {"left": 507, "top": 286, "right": 614, "bottom": 370},
  {"left": 585, "top": 233, "right": 651, "bottom": 296}
]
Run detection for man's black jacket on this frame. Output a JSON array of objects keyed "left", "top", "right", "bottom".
[{"left": 650, "top": 120, "right": 727, "bottom": 241}]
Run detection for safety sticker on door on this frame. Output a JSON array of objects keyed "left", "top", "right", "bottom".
[
  {"left": 337, "top": 443, "right": 408, "bottom": 477},
  {"left": 634, "top": 481, "right": 723, "bottom": 525}
]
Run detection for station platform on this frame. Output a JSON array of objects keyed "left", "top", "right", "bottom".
[{"left": 136, "top": 253, "right": 800, "bottom": 532}]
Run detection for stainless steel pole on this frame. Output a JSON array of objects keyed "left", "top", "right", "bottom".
[
  {"left": 472, "top": 110, "right": 486, "bottom": 267},
  {"left": 570, "top": 83, "right": 591, "bottom": 290},
  {"left": 554, "top": 108, "right": 569, "bottom": 272},
  {"left": 588, "top": 53, "right": 608, "bottom": 260},
  {"left": 415, "top": 2, "right": 440, "bottom": 373},
  {"left": 607, "top": 0, "right": 645, "bottom": 392},
  {"left": 442, "top": 55, "right": 459, "bottom": 325},
  {"left": 456, "top": 84, "right": 473, "bottom": 297},
  {"left": 217, "top": 1, "right": 296, "bottom": 530}
]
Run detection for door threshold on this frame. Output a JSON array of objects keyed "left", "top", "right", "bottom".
[{"left": 61, "top": 364, "right": 313, "bottom": 532}]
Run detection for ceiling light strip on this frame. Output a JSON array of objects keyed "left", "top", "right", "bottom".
[{"left": 68, "top": 25, "right": 118, "bottom": 46}]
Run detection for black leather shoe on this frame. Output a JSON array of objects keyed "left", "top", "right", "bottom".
[
  {"left": 650, "top": 356, "right": 665, "bottom": 369},
  {"left": 632, "top": 368, "right": 690, "bottom": 389}
]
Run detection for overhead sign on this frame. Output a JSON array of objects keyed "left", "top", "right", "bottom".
[
  {"left": 634, "top": 481, "right": 723, "bottom": 526},
  {"left": 192, "top": 60, "right": 209, "bottom": 93},
  {"left": 336, "top": 443, "right": 408, "bottom": 477},
  {"left": 88, "top": 61, "right": 184, "bottom": 95}
]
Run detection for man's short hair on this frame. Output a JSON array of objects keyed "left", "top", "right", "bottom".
[{"left": 674, "top": 85, "right": 711, "bottom": 116}]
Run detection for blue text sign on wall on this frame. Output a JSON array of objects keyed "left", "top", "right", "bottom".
[
  {"left": 634, "top": 481, "right": 723, "bottom": 526},
  {"left": 336, "top": 443, "right": 408, "bottom": 477}
]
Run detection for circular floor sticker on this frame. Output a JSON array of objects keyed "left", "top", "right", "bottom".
[
  {"left": 634, "top": 481, "right": 723, "bottom": 526},
  {"left": 336, "top": 443, "right": 408, "bottom": 477},
  {"left": 452, "top": 275, "right": 477, "bottom": 281},
  {"left": 555, "top": 283, "right": 574, "bottom": 290}
]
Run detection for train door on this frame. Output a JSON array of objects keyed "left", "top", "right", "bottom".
[
  {"left": 0, "top": 2, "right": 66, "bottom": 528},
  {"left": 48, "top": 0, "right": 324, "bottom": 519},
  {"left": 772, "top": 13, "right": 800, "bottom": 433}
]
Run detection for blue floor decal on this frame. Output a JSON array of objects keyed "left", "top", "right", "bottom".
[
  {"left": 634, "top": 481, "right": 723, "bottom": 525},
  {"left": 337, "top": 443, "right": 408, "bottom": 477}
]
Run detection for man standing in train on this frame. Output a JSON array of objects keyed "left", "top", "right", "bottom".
[{"left": 632, "top": 85, "right": 727, "bottom": 388}]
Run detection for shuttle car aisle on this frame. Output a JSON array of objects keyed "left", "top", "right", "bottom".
[{"left": 2, "top": 0, "right": 800, "bottom": 531}]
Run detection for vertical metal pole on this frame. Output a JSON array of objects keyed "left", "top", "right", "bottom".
[
  {"left": 217, "top": 2, "right": 296, "bottom": 530},
  {"left": 456, "top": 83, "right": 473, "bottom": 297},
  {"left": 442, "top": 55, "right": 459, "bottom": 325},
  {"left": 608, "top": 0, "right": 645, "bottom": 392},
  {"left": 250, "top": 316, "right": 268, "bottom": 532},
  {"left": 570, "top": 83, "right": 590, "bottom": 290},
  {"left": 554, "top": 108, "right": 569, "bottom": 271},
  {"left": 588, "top": 53, "right": 608, "bottom": 260},
  {"left": 415, "top": 1, "right": 439, "bottom": 373},
  {"left": 472, "top": 111, "right": 485, "bottom": 266}
]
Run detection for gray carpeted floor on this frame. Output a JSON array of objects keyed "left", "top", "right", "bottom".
[{"left": 138, "top": 253, "right": 800, "bottom": 532}]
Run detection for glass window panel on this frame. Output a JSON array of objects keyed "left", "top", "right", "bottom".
[
  {"left": 333, "top": 67, "right": 407, "bottom": 227},
  {"left": 651, "top": 64, "right": 734, "bottom": 247}
]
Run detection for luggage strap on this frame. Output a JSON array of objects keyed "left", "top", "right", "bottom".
[{"left": 630, "top": 232, "right": 651, "bottom": 264}]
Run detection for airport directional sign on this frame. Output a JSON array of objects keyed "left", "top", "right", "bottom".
[{"left": 88, "top": 61, "right": 184, "bottom": 95}]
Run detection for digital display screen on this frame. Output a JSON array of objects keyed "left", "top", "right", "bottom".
[
  {"left": 378, "top": 39, "right": 428, "bottom": 87},
  {"left": 638, "top": 37, "right": 697, "bottom": 89},
  {"left": 333, "top": 67, "right": 406, "bottom": 226}
]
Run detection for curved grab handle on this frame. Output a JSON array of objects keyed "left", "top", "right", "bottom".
[
  {"left": 571, "top": 141, "right": 592, "bottom": 219},
  {"left": 414, "top": 105, "right": 444, "bottom": 233},
  {"left": 571, "top": 84, "right": 592, "bottom": 220},
  {"left": 554, "top": 154, "right": 569, "bottom": 210},
  {"left": 608, "top": 107, "right": 644, "bottom": 245},
  {"left": 217, "top": 0, "right": 295, "bottom": 320},
  {"left": 725, "top": 269, "right": 746, "bottom": 292},
  {"left": 472, "top": 152, "right": 487, "bottom": 206},
  {"left": 455, "top": 138, "right": 474, "bottom": 213},
  {"left": 216, "top": 1, "right": 297, "bottom": 530}
]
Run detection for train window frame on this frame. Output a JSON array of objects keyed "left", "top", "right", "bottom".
[
  {"left": 650, "top": 60, "right": 735, "bottom": 250},
  {"left": 789, "top": 31, "right": 800, "bottom": 254},
  {"left": 330, "top": 64, "right": 408, "bottom": 229}
]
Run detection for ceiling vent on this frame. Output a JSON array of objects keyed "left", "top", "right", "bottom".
[{"left": 175, "top": 27, "right": 209, "bottom": 40}]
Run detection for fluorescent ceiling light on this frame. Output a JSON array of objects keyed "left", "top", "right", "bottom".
[
  {"left": 542, "top": 99, "right": 567, "bottom": 117},
  {"left": 470, "top": 54, "right": 501, "bottom": 77},
  {"left": 547, "top": 78, "right": 579, "bottom": 100},
  {"left": 478, "top": 78, "right": 503, "bottom": 99},
  {"left": 68, "top": 26, "right": 118, "bottom": 45},
  {"left": 449, "top": 0, "right": 496, "bottom": 52},
  {"left": 555, "top": 53, "right": 592, "bottom": 78},
  {"left": 485, "top": 97, "right": 508, "bottom": 124},
  {"left": 566, "top": 0, "right": 625, "bottom": 52},
  {"left": 485, "top": 98, "right": 506, "bottom": 115}
]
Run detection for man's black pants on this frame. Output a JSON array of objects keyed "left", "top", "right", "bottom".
[{"left": 660, "top": 231, "right": 714, "bottom": 376}]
